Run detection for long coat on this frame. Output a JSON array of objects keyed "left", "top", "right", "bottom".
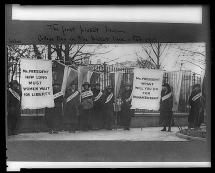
[
  {"left": 92, "top": 88, "right": 104, "bottom": 129},
  {"left": 188, "top": 90, "right": 203, "bottom": 127},
  {"left": 7, "top": 88, "right": 21, "bottom": 134},
  {"left": 63, "top": 90, "right": 80, "bottom": 125},
  {"left": 79, "top": 89, "right": 94, "bottom": 130},
  {"left": 121, "top": 89, "right": 133, "bottom": 128},
  {"left": 102, "top": 91, "right": 114, "bottom": 129},
  {"left": 159, "top": 90, "right": 173, "bottom": 126},
  {"left": 45, "top": 90, "right": 64, "bottom": 130}
]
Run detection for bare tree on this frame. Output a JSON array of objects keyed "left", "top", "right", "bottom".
[
  {"left": 7, "top": 44, "right": 114, "bottom": 81},
  {"left": 175, "top": 43, "right": 206, "bottom": 71},
  {"left": 7, "top": 45, "right": 47, "bottom": 81},
  {"left": 136, "top": 55, "right": 156, "bottom": 69},
  {"left": 51, "top": 44, "right": 113, "bottom": 67},
  {"left": 136, "top": 43, "right": 170, "bottom": 69},
  {"left": 33, "top": 44, "right": 43, "bottom": 59}
]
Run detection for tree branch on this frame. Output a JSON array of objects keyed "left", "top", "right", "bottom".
[
  {"left": 149, "top": 43, "right": 159, "bottom": 57},
  {"left": 182, "top": 60, "right": 204, "bottom": 70},
  {"left": 177, "top": 47, "right": 205, "bottom": 57}
]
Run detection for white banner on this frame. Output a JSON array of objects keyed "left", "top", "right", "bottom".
[
  {"left": 87, "top": 71, "right": 93, "bottom": 83},
  {"left": 78, "top": 66, "right": 88, "bottom": 91},
  {"left": 61, "top": 65, "right": 70, "bottom": 96},
  {"left": 114, "top": 71, "right": 123, "bottom": 100},
  {"left": 131, "top": 68, "right": 163, "bottom": 110},
  {"left": 168, "top": 71, "right": 183, "bottom": 112},
  {"left": 20, "top": 59, "right": 54, "bottom": 109}
]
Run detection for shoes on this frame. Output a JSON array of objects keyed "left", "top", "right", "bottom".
[
  {"left": 12, "top": 132, "right": 18, "bottom": 135},
  {"left": 53, "top": 131, "right": 58, "bottom": 134},
  {"left": 167, "top": 129, "right": 171, "bottom": 132},
  {"left": 124, "top": 128, "right": 130, "bottom": 130},
  {"left": 69, "top": 130, "right": 76, "bottom": 133},
  {"left": 161, "top": 128, "right": 166, "bottom": 131},
  {"left": 82, "top": 129, "right": 89, "bottom": 131}
]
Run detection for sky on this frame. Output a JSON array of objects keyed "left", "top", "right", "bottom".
[
  {"left": 85, "top": 43, "right": 206, "bottom": 77},
  {"left": 8, "top": 43, "right": 206, "bottom": 78}
]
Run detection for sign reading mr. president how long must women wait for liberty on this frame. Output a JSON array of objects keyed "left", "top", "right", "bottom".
[
  {"left": 20, "top": 58, "right": 55, "bottom": 109},
  {"left": 131, "top": 68, "right": 163, "bottom": 110}
]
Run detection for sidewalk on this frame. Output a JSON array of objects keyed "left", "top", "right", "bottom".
[{"left": 7, "top": 127, "right": 187, "bottom": 141}]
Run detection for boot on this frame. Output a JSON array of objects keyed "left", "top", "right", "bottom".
[
  {"left": 48, "top": 130, "right": 53, "bottom": 134},
  {"left": 161, "top": 127, "right": 166, "bottom": 131},
  {"left": 167, "top": 127, "right": 171, "bottom": 132}
]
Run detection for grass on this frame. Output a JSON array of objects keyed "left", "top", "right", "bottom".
[{"left": 179, "top": 127, "right": 206, "bottom": 138}]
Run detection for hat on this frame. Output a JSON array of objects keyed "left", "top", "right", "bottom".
[
  {"left": 125, "top": 82, "right": 132, "bottom": 87},
  {"left": 70, "top": 82, "right": 77, "bottom": 86},
  {"left": 192, "top": 84, "right": 201, "bottom": 90},
  {"left": 162, "top": 83, "right": 169, "bottom": 87},
  {"left": 106, "top": 85, "right": 113, "bottom": 89},
  {"left": 162, "top": 83, "right": 171, "bottom": 92},
  {"left": 95, "top": 83, "right": 100, "bottom": 86},
  {"left": 9, "top": 80, "right": 19, "bottom": 87},
  {"left": 82, "top": 82, "right": 91, "bottom": 86},
  {"left": 53, "top": 83, "right": 61, "bottom": 87}
]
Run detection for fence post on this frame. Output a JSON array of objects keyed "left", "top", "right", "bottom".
[
  {"left": 103, "top": 62, "right": 107, "bottom": 89},
  {"left": 192, "top": 73, "right": 196, "bottom": 85}
]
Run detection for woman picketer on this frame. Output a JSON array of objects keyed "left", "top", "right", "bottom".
[
  {"left": 63, "top": 83, "right": 80, "bottom": 132},
  {"left": 160, "top": 83, "right": 173, "bottom": 132}
]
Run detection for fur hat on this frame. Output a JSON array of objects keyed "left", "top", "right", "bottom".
[
  {"left": 106, "top": 85, "right": 113, "bottom": 89},
  {"left": 162, "top": 83, "right": 171, "bottom": 92},
  {"left": 82, "top": 82, "right": 91, "bottom": 87}
]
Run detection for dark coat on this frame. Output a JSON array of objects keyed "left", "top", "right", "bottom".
[
  {"left": 80, "top": 89, "right": 94, "bottom": 110},
  {"left": 121, "top": 89, "right": 132, "bottom": 110},
  {"left": 45, "top": 89, "right": 64, "bottom": 130},
  {"left": 7, "top": 88, "right": 21, "bottom": 116},
  {"left": 63, "top": 90, "right": 80, "bottom": 124},
  {"left": 91, "top": 88, "right": 104, "bottom": 128},
  {"left": 102, "top": 91, "right": 114, "bottom": 129},
  {"left": 7, "top": 88, "right": 21, "bottom": 134},
  {"left": 188, "top": 90, "right": 203, "bottom": 127},
  {"left": 79, "top": 89, "right": 94, "bottom": 130},
  {"left": 159, "top": 90, "right": 173, "bottom": 125},
  {"left": 92, "top": 88, "right": 104, "bottom": 110},
  {"left": 103, "top": 91, "right": 114, "bottom": 111},
  {"left": 120, "top": 89, "right": 133, "bottom": 128}
]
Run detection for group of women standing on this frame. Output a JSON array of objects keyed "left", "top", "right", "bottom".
[
  {"left": 7, "top": 79, "right": 205, "bottom": 136},
  {"left": 159, "top": 83, "right": 205, "bottom": 131},
  {"left": 44, "top": 82, "right": 133, "bottom": 134}
]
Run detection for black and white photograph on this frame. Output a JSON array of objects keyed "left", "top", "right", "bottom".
[{"left": 5, "top": 5, "right": 210, "bottom": 170}]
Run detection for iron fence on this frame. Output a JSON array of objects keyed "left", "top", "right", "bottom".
[{"left": 7, "top": 61, "right": 202, "bottom": 115}]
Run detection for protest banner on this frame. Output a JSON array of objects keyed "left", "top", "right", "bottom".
[
  {"left": 78, "top": 66, "right": 88, "bottom": 91},
  {"left": 168, "top": 71, "right": 183, "bottom": 112},
  {"left": 131, "top": 68, "right": 163, "bottom": 110},
  {"left": 20, "top": 58, "right": 54, "bottom": 109}
]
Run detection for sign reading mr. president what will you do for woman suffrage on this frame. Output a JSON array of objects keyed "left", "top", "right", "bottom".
[{"left": 131, "top": 68, "right": 163, "bottom": 111}]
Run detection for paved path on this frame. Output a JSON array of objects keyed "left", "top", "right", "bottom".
[
  {"left": 7, "top": 127, "right": 187, "bottom": 141},
  {"left": 7, "top": 127, "right": 210, "bottom": 163}
]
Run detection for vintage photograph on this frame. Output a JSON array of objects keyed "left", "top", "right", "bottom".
[{"left": 5, "top": 5, "right": 210, "bottom": 170}]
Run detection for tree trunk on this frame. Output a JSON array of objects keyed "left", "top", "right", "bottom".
[
  {"left": 48, "top": 44, "right": 51, "bottom": 60},
  {"left": 64, "top": 43, "right": 70, "bottom": 63},
  {"left": 55, "top": 45, "right": 63, "bottom": 60},
  {"left": 33, "top": 44, "right": 42, "bottom": 59},
  {"left": 157, "top": 43, "right": 160, "bottom": 69}
]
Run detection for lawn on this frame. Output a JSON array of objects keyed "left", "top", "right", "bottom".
[{"left": 179, "top": 126, "right": 206, "bottom": 138}]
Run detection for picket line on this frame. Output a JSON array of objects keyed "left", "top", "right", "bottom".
[{"left": 8, "top": 61, "right": 201, "bottom": 115}]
